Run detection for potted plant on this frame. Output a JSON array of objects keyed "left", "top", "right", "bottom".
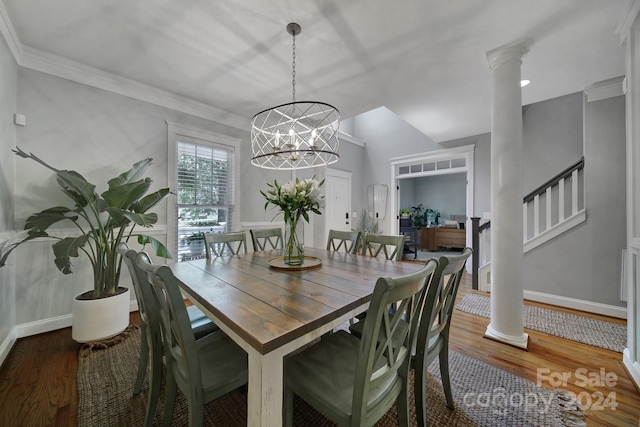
[
  {"left": 0, "top": 147, "right": 171, "bottom": 342},
  {"left": 399, "top": 208, "right": 411, "bottom": 219},
  {"left": 182, "top": 232, "right": 205, "bottom": 256},
  {"left": 411, "top": 203, "right": 426, "bottom": 228}
]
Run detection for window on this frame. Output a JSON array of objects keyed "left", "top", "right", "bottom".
[{"left": 167, "top": 122, "right": 240, "bottom": 262}]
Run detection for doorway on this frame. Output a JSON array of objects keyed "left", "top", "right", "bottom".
[
  {"left": 325, "top": 169, "right": 352, "bottom": 244},
  {"left": 390, "top": 145, "right": 474, "bottom": 266}
]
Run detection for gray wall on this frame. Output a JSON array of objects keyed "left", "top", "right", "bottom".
[
  {"left": 0, "top": 55, "right": 627, "bottom": 336},
  {"left": 442, "top": 93, "right": 625, "bottom": 307},
  {"left": 522, "top": 92, "right": 584, "bottom": 195},
  {"left": 353, "top": 106, "right": 441, "bottom": 232},
  {"left": 354, "top": 91, "right": 625, "bottom": 308},
  {"left": 523, "top": 95, "right": 626, "bottom": 306},
  {"left": 0, "top": 33, "right": 17, "bottom": 351},
  {"left": 10, "top": 68, "right": 282, "bottom": 326},
  {"left": 413, "top": 173, "right": 467, "bottom": 221}
]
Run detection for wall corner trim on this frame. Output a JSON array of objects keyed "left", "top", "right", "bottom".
[
  {"left": 616, "top": 0, "right": 640, "bottom": 44},
  {"left": 584, "top": 76, "right": 625, "bottom": 103}
]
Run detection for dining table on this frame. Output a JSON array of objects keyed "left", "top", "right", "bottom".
[{"left": 171, "top": 246, "right": 425, "bottom": 427}]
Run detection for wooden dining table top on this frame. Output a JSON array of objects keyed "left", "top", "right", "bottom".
[{"left": 171, "top": 247, "right": 425, "bottom": 355}]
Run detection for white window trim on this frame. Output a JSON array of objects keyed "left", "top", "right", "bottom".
[{"left": 166, "top": 121, "right": 241, "bottom": 264}]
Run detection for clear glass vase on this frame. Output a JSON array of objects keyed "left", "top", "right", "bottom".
[{"left": 284, "top": 217, "right": 305, "bottom": 265}]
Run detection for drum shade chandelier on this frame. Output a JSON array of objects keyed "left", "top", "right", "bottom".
[{"left": 251, "top": 23, "right": 340, "bottom": 170}]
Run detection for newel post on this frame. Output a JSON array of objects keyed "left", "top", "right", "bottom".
[{"left": 471, "top": 217, "right": 481, "bottom": 290}]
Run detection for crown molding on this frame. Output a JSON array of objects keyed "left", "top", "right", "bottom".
[
  {"left": 0, "top": 0, "right": 22, "bottom": 61},
  {"left": 0, "top": 1, "right": 249, "bottom": 131},
  {"left": 616, "top": 0, "right": 640, "bottom": 44},
  {"left": 19, "top": 46, "right": 249, "bottom": 130},
  {"left": 584, "top": 76, "right": 625, "bottom": 102}
]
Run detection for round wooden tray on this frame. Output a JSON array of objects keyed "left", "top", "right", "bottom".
[{"left": 267, "top": 256, "right": 323, "bottom": 270}]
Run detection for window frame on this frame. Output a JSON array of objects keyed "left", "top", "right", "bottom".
[{"left": 167, "top": 121, "right": 241, "bottom": 264}]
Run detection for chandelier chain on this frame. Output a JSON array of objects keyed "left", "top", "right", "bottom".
[{"left": 291, "top": 32, "right": 296, "bottom": 102}]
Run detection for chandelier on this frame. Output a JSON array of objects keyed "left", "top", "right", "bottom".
[{"left": 251, "top": 23, "right": 340, "bottom": 170}]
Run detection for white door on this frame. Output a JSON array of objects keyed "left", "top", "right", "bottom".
[{"left": 325, "top": 170, "right": 352, "bottom": 241}]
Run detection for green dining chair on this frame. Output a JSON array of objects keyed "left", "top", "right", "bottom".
[
  {"left": 326, "top": 229, "right": 361, "bottom": 253},
  {"left": 136, "top": 255, "right": 249, "bottom": 427},
  {"left": 348, "top": 248, "right": 472, "bottom": 426},
  {"left": 250, "top": 227, "right": 283, "bottom": 251},
  {"left": 117, "top": 243, "right": 219, "bottom": 427},
  {"left": 359, "top": 233, "right": 406, "bottom": 261},
  {"left": 414, "top": 247, "right": 472, "bottom": 427},
  {"left": 283, "top": 259, "right": 438, "bottom": 427},
  {"left": 204, "top": 231, "right": 248, "bottom": 257}
]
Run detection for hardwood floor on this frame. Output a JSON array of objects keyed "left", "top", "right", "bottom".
[{"left": 0, "top": 276, "right": 638, "bottom": 426}]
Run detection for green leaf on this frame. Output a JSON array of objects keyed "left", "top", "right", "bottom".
[
  {"left": 52, "top": 235, "right": 90, "bottom": 274},
  {"left": 24, "top": 207, "right": 78, "bottom": 234},
  {"left": 137, "top": 235, "right": 173, "bottom": 259},
  {"left": 107, "top": 158, "right": 152, "bottom": 188},
  {"left": 115, "top": 209, "right": 158, "bottom": 227},
  {"left": 130, "top": 188, "right": 170, "bottom": 213},
  {"left": 55, "top": 170, "right": 97, "bottom": 207},
  {"left": 102, "top": 178, "right": 151, "bottom": 209},
  {"left": 0, "top": 231, "right": 49, "bottom": 267}
]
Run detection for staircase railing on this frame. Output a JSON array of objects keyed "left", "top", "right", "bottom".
[{"left": 471, "top": 157, "right": 585, "bottom": 290}]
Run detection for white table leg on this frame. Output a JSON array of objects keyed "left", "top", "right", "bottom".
[{"left": 247, "top": 349, "right": 283, "bottom": 427}]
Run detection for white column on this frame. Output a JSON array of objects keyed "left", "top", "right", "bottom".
[{"left": 484, "top": 40, "right": 529, "bottom": 349}]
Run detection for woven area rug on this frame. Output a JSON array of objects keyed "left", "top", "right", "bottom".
[
  {"left": 455, "top": 293, "right": 626, "bottom": 353},
  {"left": 77, "top": 327, "right": 584, "bottom": 426}
]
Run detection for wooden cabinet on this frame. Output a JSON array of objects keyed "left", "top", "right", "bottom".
[
  {"left": 419, "top": 228, "right": 436, "bottom": 251},
  {"left": 434, "top": 228, "right": 466, "bottom": 249},
  {"left": 418, "top": 227, "right": 466, "bottom": 251}
]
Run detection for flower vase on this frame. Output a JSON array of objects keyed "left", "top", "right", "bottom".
[{"left": 284, "top": 217, "right": 305, "bottom": 265}]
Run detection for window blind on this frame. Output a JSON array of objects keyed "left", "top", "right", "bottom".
[{"left": 176, "top": 138, "right": 234, "bottom": 261}]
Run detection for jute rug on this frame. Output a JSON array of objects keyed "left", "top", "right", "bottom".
[
  {"left": 77, "top": 327, "right": 584, "bottom": 426},
  {"left": 455, "top": 293, "right": 626, "bottom": 353}
]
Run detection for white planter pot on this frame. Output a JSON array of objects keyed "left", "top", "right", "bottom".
[
  {"left": 72, "top": 287, "right": 130, "bottom": 343},
  {"left": 188, "top": 241, "right": 205, "bottom": 256}
]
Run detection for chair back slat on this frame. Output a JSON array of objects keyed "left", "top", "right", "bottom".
[
  {"left": 326, "top": 229, "right": 361, "bottom": 254},
  {"left": 204, "top": 231, "right": 247, "bottom": 257},
  {"left": 419, "top": 248, "right": 473, "bottom": 356},
  {"left": 136, "top": 256, "right": 203, "bottom": 392},
  {"left": 250, "top": 228, "right": 283, "bottom": 251},
  {"left": 361, "top": 233, "right": 406, "bottom": 261},
  {"left": 352, "top": 259, "right": 438, "bottom": 417},
  {"left": 117, "top": 243, "right": 159, "bottom": 330}
]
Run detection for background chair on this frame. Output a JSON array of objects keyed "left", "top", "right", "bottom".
[
  {"left": 360, "top": 233, "right": 406, "bottom": 261},
  {"left": 284, "top": 260, "right": 437, "bottom": 427},
  {"left": 136, "top": 255, "right": 248, "bottom": 427},
  {"left": 326, "top": 229, "right": 361, "bottom": 253},
  {"left": 250, "top": 227, "right": 283, "bottom": 251},
  {"left": 204, "top": 231, "right": 247, "bottom": 257},
  {"left": 414, "top": 247, "right": 472, "bottom": 427},
  {"left": 117, "top": 243, "right": 219, "bottom": 427}
]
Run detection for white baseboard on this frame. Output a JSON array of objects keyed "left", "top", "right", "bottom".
[
  {"left": 623, "top": 349, "right": 640, "bottom": 390},
  {"left": 0, "top": 327, "right": 18, "bottom": 368},
  {"left": 523, "top": 290, "right": 627, "bottom": 319},
  {"left": 17, "top": 314, "right": 73, "bottom": 338},
  {"left": 16, "top": 300, "right": 140, "bottom": 339}
]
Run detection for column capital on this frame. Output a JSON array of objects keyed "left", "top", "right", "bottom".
[{"left": 486, "top": 39, "right": 529, "bottom": 71}]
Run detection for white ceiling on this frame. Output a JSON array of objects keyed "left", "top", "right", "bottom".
[{"left": 1, "top": 0, "right": 632, "bottom": 142}]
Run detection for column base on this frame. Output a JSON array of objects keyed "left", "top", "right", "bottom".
[{"left": 484, "top": 324, "right": 529, "bottom": 350}]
